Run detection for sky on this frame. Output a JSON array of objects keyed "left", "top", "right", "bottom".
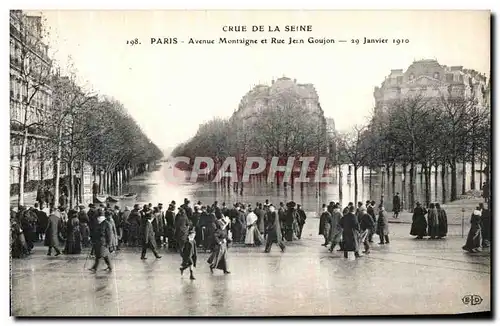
[{"left": 37, "top": 10, "right": 490, "bottom": 152}]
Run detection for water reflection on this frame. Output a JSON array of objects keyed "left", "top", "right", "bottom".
[{"left": 120, "top": 163, "right": 484, "bottom": 214}]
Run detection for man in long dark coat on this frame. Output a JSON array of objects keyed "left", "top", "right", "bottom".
[
  {"left": 328, "top": 204, "right": 343, "bottom": 252},
  {"left": 359, "top": 206, "right": 375, "bottom": 254},
  {"left": 36, "top": 203, "right": 49, "bottom": 242},
  {"left": 339, "top": 206, "right": 361, "bottom": 258},
  {"left": 44, "top": 208, "right": 62, "bottom": 256},
  {"left": 89, "top": 209, "right": 113, "bottom": 273},
  {"left": 175, "top": 208, "right": 190, "bottom": 252},
  {"left": 319, "top": 204, "right": 332, "bottom": 247},
  {"left": 141, "top": 213, "right": 162, "bottom": 260},
  {"left": 181, "top": 198, "right": 193, "bottom": 220},
  {"left": 264, "top": 205, "right": 285, "bottom": 253},
  {"left": 367, "top": 200, "right": 377, "bottom": 242},
  {"left": 254, "top": 203, "right": 265, "bottom": 235},
  {"left": 284, "top": 202, "right": 299, "bottom": 241},
  {"left": 392, "top": 193, "right": 401, "bottom": 218},
  {"left": 296, "top": 204, "right": 307, "bottom": 240}
]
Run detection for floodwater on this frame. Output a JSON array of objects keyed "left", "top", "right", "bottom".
[{"left": 119, "top": 163, "right": 485, "bottom": 214}]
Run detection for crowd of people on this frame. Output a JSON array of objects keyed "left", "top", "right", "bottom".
[
  {"left": 9, "top": 198, "right": 308, "bottom": 279},
  {"left": 318, "top": 200, "right": 391, "bottom": 259},
  {"left": 10, "top": 193, "right": 490, "bottom": 277}
]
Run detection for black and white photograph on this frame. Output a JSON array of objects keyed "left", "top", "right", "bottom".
[{"left": 7, "top": 8, "right": 491, "bottom": 317}]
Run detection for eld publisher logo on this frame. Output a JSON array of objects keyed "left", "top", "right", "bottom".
[{"left": 462, "top": 295, "right": 483, "bottom": 306}]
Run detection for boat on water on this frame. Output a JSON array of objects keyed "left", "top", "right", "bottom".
[{"left": 94, "top": 193, "right": 138, "bottom": 204}]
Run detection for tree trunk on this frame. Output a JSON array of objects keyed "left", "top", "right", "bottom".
[
  {"left": 402, "top": 164, "right": 407, "bottom": 210},
  {"left": 40, "top": 152, "right": 45, "bottom": 183},
  {"left": 461, "top": 157, "right": 466, "bottom": 195},
  {"left": 17, "top": 129, "right": 29, "bottom": 206},
  {"left": 368, "top": 167, "right": 372, "bottom": 198},
  {"left": 409, "top": 160, "right": 415, "bottom": 212},
  {"left": 69, "top": 161, "right": 74, "bottom": 208},
  {"left": 80, "top": 160, "right": 85, "bottom": 205},
  {"left": 434, "top": 162, "right": 438, "bottom": 202},
  {"left": 423, "top": 163, "right": 430, "bottom": 207},
  {"left": 451, "top": 161, "right": 458, "bottom": 201},
  {"left": 338, "top": 164, "right": 343, "bottom": 202},
  {"left": 479, "top": 153, "right": 483, "bottom": 186},
  {"left": 391, "top": 162, "right": 396, "bottom": 193},
  {"left": 354, "top": 165, "right": 358, "bottom": 204},
  {"left": 470, "top": 143, "right": 476, "bottom": 190},
  {"left": 54, "top": 127, "right": 63, "bottom": 208},
  {"left": 441, "top": 161, "right": 447, "bottom": 204}
]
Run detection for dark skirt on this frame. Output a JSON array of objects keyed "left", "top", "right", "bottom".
[
  {"left": 207, "top": 242, "right": 228, "bottom": 271},
  {"left": 410, "top": 216, "right": 428, "bottom": 237},
  {"left": 65, "top": 229, "right": 82, "bottom": 254},
  {"left": 462, "top": 224, "right": 482, "bottom": 252}
]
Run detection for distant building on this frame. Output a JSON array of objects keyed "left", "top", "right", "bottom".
[
  {"left": 373, "top": 59, "right": 488, "bottom": 115},
  {"left": 234, "top": 77, "right": 324, "bottom": 119},
  {"left": 10, "top": 10, "right": 53, "bottom": 189},
  {"left": 233, "top": 77, "right": 328, "bottom": 155}
]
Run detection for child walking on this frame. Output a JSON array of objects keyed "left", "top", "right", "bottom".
[{"left": 180, "top": 230, "right": 197, "bottom": 280}]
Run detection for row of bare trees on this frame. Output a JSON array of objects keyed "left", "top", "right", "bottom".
[
  {"left": 172, "top": 89, "right": 330, "bottom": 180},
  {"left": 335, "top": 89, "right": 491, "bottom": 208},
  {"left": 11, "top": 11, "right": 162, "bottom": 207}
]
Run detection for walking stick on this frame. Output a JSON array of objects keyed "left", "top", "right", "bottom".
[{"left": 83, "top": 247, "right": 92, "bottom": 270}]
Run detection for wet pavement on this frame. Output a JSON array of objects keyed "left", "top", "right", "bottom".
[{"left": 11, "top": 220, "right": 490, "bottom": 316}]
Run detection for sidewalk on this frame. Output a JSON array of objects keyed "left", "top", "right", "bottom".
[{"left": 387, "top": 197, "right": 485, "bottom": 225}]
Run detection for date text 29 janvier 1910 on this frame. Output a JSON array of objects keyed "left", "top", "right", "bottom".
[{"left": 143, "top": 25, "right": 409, "bottom": 45}]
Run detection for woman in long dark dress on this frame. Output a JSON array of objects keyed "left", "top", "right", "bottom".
[
  {"left": 427, "top": 203, "right": 439, "bottom": 239},
  {"left": 436, "top": 203, "right": 448, "bottom": 239},
  {"left": 410, "top": 202, "right": 428, "bottom": 239},
  {"left": 462, "top": 210, "right": 483, "bottom": 253},
  {"left": 64, "top": 214, "right": 82, "bottom": 254},
  {"left": 11, "top": 218, "right": 28, "bottom": 258},
  {"left": 207, "top": 219, "right": 230, "bottom": 274}
]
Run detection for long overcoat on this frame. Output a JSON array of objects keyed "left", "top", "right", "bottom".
[
  {"left": 92, "top": 218, "right": 112, "bottom": 258},
  {"left": 410, "top": 206, "right": 428, "bottom": 237},
  {"left": 376, "top": 211, "right": 389, "bottom": 236},
  {"left": 339, "top": 212, "right": 360, "bottom": 251},
  {"left": 44, "top": 214, "right": 62, "bottom": 247},
  {"left": 266, "top": 211, "right": 282, "bottom": 243}
]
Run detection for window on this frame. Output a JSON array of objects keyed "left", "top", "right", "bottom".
[
  {"left": 433, "top": 72, "right": 440, "bottom": 79},
  {"left": 397, "top": 76, "right": 403, "bottom": 84},
  {"left": 409, "top": 73, "right": 415, "bottom": 81}
]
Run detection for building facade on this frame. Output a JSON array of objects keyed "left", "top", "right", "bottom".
[
  {"left": 373, "top": 59, "right": 488, "bottom": 115},
  {"left": 10, "top": 10, "right": 53, "bottom": 190}
]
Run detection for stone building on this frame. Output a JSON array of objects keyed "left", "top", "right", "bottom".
[
  {"left": 373, "top": 59, "right": 488, "bottom": 115},
  {"left": 232, "top": 77, "right": 329, "bottom": 156},
  {"left": 10, "top": 10, "right": 53, "bottom": 191}
]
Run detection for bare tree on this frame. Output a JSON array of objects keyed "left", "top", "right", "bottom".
[
  {"left": 337, "top": 125, "right": 370, "bottom": 204},
  {"left": 10, "top": 11, "right": 53, "bottom": 206}
]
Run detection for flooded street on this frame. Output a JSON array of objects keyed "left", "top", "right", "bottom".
[
  {"left": 11, "top": 163, "right": 490, "bottom": 316},
  {"left": 119, "top": 162, "right": 485, "bottom": 214}
]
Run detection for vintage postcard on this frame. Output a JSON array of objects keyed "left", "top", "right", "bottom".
[{"left": 9, "top": 9, "right": 491, "bottom": 317}]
